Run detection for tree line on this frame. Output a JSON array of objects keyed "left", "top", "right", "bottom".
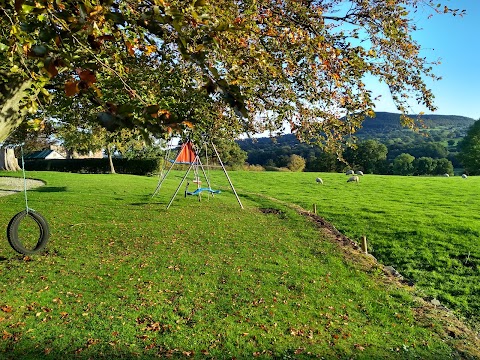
[{"left": 238, "top": 131, "right": 480, "bottom": 175}]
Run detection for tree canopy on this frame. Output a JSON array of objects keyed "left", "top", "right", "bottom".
[
  {"left": 459, "top": 119, "right": 480, "bottom": 175},
  {"left": 0, "top": 0, "right": 465, "bottom": 151}
]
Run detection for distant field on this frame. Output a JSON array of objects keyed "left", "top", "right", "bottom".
[
  {"left": 1, "top": 171, "right": 479, "bottom": 359},
  {"left": 218, "top": 171, "right": 480, "bottom": 325}
]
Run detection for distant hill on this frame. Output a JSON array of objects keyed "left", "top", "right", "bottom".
[
  {"left": 238, "top": 112, "right": 476, "bottom": 148},
  {"left": 357, "top": 112, "right": 476, "bottom": 138}
]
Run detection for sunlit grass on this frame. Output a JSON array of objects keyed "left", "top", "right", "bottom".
[
  {"left": 0, "top": 171, "right": 478, "bottom": 359},
  {"left": 224, "top": 171, "right": 480, "bottom": 324}
]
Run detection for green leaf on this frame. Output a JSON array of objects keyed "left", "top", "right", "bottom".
[
  {"left": 21, "top": 4, "right": 35, "bottom": 13},
  {"left": 0, "top": 43, "right": 8, "bottom": 52},
  {"left": 194, "top": 0, "right": 207, "bottom": 7}
]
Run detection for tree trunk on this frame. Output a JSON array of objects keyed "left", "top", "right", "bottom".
[
  {"left": 0, "top": 147, "right": 21, "bottom": 171},
  {"left": 0, "top": 73, "right": 34, "bottom": 143},
  {"left": 106, "top": 146, "right": 116, "bottom": 174}
]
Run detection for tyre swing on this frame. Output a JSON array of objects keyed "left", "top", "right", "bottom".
[{"left": 6, "top": 147, "right": 50, "bottom": 255}]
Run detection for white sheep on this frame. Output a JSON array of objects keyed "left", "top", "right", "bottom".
[
  {"left": 347, "top": 175, "right": 359, "bottom": 183},
  {"left": 356, "top": 170, "right": 364, "bottom": 176},
  {"left": 315, "top": 177, "right": 323, "bottom": 184},
  {"left": 345, "top": 170, "right": 355, "bottom": 175},
  {"left": 462, "top": 174, "right": 468, "bottom": 179},
  {"left": 443, "top": 173, "right": 449, "bottom": 177}
]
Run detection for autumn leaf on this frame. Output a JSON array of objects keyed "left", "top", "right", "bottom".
[
  {"left": 144, "top": 45, "right": 157, "bottom": 55},
  {"left": 76, "top": 69, "right": 97, "bottom": 85},
  {"left": 65, "top": 80, "right": 79, "bottom": 96},
  {"left": 126, "top": 41, "right": 135, "bottom": 56},
  {"left": 1, "top": 305, "right": 12, "bottom": 313},
  {"left": 182, "top": 120, "right": 193, "bottom": 128},
  {"left": 354, "top": 343, "right": 366, "bottom": 351},
  {"left": 45, "top": 60, "right": 58, "bottom": 77}
]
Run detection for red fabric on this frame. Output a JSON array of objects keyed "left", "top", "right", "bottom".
[{"left": 175, "top": 141, "right": 197, "bottom": 164}]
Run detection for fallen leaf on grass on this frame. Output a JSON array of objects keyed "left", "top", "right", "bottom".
[
  {"left": 354, "top": 343, "right": 366, "bottom": 351},
  {"left": 1, "top": 305, "right": 12, "bottom": 313}
]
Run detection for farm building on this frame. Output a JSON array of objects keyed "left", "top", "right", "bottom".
[{"left": 24, "top": 149, "right": 65, "bottom": 160}]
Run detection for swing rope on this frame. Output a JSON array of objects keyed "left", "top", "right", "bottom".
[{"left": 20, "top": 146, "right": 31, "bottom": 213}]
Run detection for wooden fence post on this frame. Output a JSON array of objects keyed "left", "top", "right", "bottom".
[
  {"left": 361, "top": 236, "right": 368, "bottom": 254},
  {"left": 313, "top": 204, "right": 317, "bottom": 214}
]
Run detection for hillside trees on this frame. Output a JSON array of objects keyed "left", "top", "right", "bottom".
[
  {"left": 393, "top": 153, "right": 415, "bottom": 175},
  {"left": 0, "top": 0, "right": 465, "bottom": 153},
  {"left": 343, "top": 140, "right": 387, "bottom": 173},
  {"left": 287, "top": 154, "right": 306, "bottom": 172},
  {"left": 458, "top": 120, "right": 480, "bottom": 175}
]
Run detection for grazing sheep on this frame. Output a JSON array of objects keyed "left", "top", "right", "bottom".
[
  {"left": 462, "top": 174, "right": 468, "bottom": 179},
  {"left": 443, "top": 173, "right": 449, "bottom": 177},
  {"left": 356, "top": 170, "right": 364, "bottom": 176},
  {"left": 347, "top": 175, "right": 359, "bottom": 183},
  {"left": 315, "top": 177, "right": 323, "bottom": 184},
  {"left": 345, "top": 170, "right": 355, "bottom": 175}
]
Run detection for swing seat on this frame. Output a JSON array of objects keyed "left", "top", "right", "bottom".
[{"left": 186, "top": 188, "right": 221, "bottom": 196}]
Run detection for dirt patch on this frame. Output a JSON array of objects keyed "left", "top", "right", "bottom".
[
  {"left": 0, "top": 177, "right": 45, "bottom": 197},
  {"left": 259, "top": 208, "right": 285, "bottom": 216}
]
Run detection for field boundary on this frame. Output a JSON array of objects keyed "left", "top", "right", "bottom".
[{"left": 248, "top": 192, "right": 480, "bottom": 358}]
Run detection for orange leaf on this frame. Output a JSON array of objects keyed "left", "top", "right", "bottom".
[
  {"left": 145, "top": 45, "right": 157, "bottom": 55},
  {"left": 77, "top": 69, "right": 96, "bottom": 85},
  {"left": 182, "top": 121, "right": 194, "bottom": 128},
  {"left": 45, "top": 61, "right": 58, "bottom": 77},
  {"left": 158, "top": 109, "right": 171, "bottom": 120},
  {"left": 65, "top": 81, "right": 79, "bottom": 97},
  {"left": 126, "top": 41, "right": 135, "bottom": 56},
  {"left": 1, "top": 305, "right": 12, "bottom": 313}
]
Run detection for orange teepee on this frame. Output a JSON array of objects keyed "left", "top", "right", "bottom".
[{"left": 174, "top": 141, "right": 197, "bottom": 164}]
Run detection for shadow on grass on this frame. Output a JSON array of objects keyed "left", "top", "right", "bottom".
[
  {"left": 31, "top": 186, "right": 68, "bottom": 193},
  {"left": 0, "top": 346, "right": 396, "bottom": 360}
]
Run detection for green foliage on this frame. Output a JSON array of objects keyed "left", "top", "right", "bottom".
[
  {"left": 343, "top": 140, "right": 387, "bottom": 173},
  {"left": 392, "top": 153, "right": 415, "bottom": 175},
  {"left": 458, "top": 119, "right": 480, "bottom": 175},
  {"left": 287, "top": 154, "right": 306, "bottom": 172},
  {"left": 238, "top": 112, "right": 466, "bottom": 175},
  {"left": 208, "top": 139, "right": 247, "bottom": 169},
  {"left": 414, "top": 157, "right": 436, "bottom": 175},
  {"left": 433, "top": 158, "right": 454, "bottom": 176},
  {"left": 24, "top": 158, "right": 161, "bottom": 175},
  {"left": 0, "top": 1, "right": 466, "bottom": 151}
]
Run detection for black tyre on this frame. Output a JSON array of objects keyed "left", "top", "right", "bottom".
[{"left": 7, "top": 210, "right": 50, "bottom": 255}]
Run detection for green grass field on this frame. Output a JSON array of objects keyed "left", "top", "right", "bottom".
[
  {"left": 0, "top": 171, "right": 479, "bottom": 359},
  {"left": 223, "top": 172, "right": 480, "bottom": 323}
]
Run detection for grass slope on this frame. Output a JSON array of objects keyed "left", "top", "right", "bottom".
[
  {"left": 0, "top": 171, "right": 478, "bottom": 359},
  {"left": 226, "top": 172, "right": 480, "bottom": 326}
]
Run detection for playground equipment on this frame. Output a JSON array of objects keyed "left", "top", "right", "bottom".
[{"left": 152, "top": 140, "right": 243, "bottom": 209}]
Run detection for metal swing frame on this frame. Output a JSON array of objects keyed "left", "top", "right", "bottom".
[{"left": 152, "top": 141, "right": 243, "bottom": 209}]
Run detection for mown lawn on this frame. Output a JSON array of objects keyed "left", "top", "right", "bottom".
[
  {"left": 0, "top": 171, "right": 478, "bottom": 359},
  {"left": 224, "top": 171, "right": 480, "bottom": 328}
]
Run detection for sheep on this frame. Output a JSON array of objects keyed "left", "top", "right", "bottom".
[
  {"left": 315, "top": 177, "right": 323, "bottom": 184},
  {"left": 443, "top": 173, "right": 449, "bottom": 177},
  {"left": 347, "top": 175, "right": 359, "bottom": 183},
  {"left": 462, "top": 174, "right": 468, "bottom": 179},
  {"left": 345, "top": 170, "right": 355, "bottom": 175},
  {"left": 356, "top": 170, "right": 364, "bottom": 176}
]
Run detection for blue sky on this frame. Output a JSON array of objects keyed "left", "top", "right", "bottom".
[{"left": 371, "top": 0, "right": 480, "bottom": 119}]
